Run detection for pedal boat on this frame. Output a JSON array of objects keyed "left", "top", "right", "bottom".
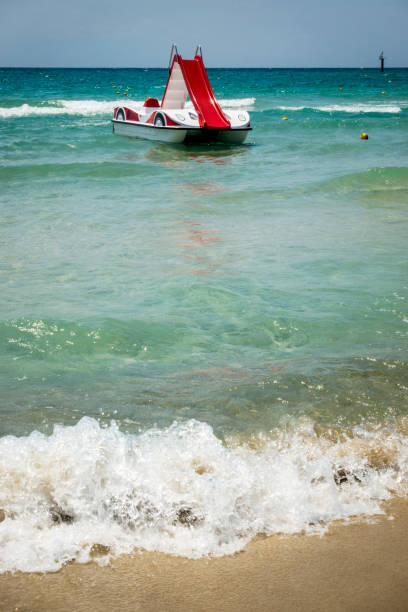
[{"left": 112, "top": 45, "right": 251, "bottom": 145}]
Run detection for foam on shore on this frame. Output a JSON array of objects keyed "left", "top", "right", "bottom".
[{"left": 1, "top": 416, "right": 407, "bottom": 573}]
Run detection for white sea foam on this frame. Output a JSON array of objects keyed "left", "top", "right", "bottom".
[
  {"left": 0, "top": 97, "right": 256, "bottom": 119},
  {"left": 184, "top": 98, "right": 255, "bottom": 110},
  {"left": 278, "top": 104, "right": 402, "bottom": 113},
  {"left": 0, "top": 100, "right": 117, "bottom": 118},
  {"left": 218, "top": 97, "right": 256, "bottom": 109},
  {"left": 0, "top": 417, "right": 407, "bottom": 573},
  {"left": 185, "top": 97, "right": 255, "bottom": 109}
]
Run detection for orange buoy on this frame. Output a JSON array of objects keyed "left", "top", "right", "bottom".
[
  {"left": 339, "top": 87, "right": 343, "bottom": 91},
  {"left": 282, "top": 116, "right": 288, "bottom": 121},
  {"left": 360, "top": 133, "right": 368, "bottom": 140}
]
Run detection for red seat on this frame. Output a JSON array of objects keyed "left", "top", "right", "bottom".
[{"left": 143, "top": 97, "right": 160, "bottom": 107}]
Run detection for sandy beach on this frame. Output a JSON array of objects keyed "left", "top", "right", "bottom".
[{"left": 1, "top": 497, "right": 407, "bottom": 612}]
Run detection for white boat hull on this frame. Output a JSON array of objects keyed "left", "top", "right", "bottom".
[
  {"left": 112, "top": 119, "right": 187, "bottom": 144},
  {"left": 216, "top": 129, "right": 250, "bottom": 145},
  {"left": 112, "top": 119, "right": 250, "bottom": 145}
]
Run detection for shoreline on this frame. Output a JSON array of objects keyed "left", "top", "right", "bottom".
[{"left": 1, "top": 497, "right": 408, "bottom": 611}]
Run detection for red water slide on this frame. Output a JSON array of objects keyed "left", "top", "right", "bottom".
[{"left": 178, "top": 55, "right": 230, "bottom": 129}]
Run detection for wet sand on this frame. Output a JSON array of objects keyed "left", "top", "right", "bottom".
[{"left": 1, "top": 498, "right": 408, "bottom": 612}]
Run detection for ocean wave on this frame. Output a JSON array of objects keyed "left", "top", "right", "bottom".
[
  {"left": 0, "top": 100, "right": 116, "bottom": 118},
  {"left": 0, "top": 161, "right": 160, "bottom": 180},
  {"left": 278, "top": 104, "right": 402, "bottom": 114},
  {"left": 0, "top": 97, "right": 256, "bottom": 119},
  {"left": 0, "top": 416, "right": 407, "bottom": 572},
  {"left": 217, "top": 97, "right": 256, "bottom": 108},
  {"left": 313, "top": 166, "right": 408, "bottom": 195}
]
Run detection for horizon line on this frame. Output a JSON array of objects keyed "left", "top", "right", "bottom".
[{"left": 0, "top": 65, "right": 407, "bottom": 70}]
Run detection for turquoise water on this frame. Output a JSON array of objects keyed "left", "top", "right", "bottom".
[
  {"left": 1, "top": 67, "right": 408, "bottom": 570},
  {"left": 1, "top": 67, "right": 407, "bottom": 437}
]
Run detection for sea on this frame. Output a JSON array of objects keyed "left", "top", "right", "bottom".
[{"left": 0, "top": 66, "right": 407, "bottom": 572}]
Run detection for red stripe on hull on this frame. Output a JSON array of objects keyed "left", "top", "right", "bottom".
[
  {"left": 124, "top": 108, "right": 139, "bottom": 121},
  {"left": 164, "top": 114, "right": 179, "bottom": 126}
]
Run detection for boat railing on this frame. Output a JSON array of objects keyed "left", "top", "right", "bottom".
[
  {"left": 168, "top": 43, "right": 178, "bottom": 71},
  {"left": 168, "top": 43, "right": 203, "bottom": 71}
]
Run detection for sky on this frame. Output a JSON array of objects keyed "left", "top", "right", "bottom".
[{"left": 1, "top": 0, "right": 407, "bottom": 67}]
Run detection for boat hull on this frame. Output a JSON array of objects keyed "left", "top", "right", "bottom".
[
  {"left": 112, "top": 119, "right": 187, "bottom": 143},
  {"left": 112, "top": 119, "right": 250, "bottom": 145}
]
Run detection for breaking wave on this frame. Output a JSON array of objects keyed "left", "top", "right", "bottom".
[
  {"left": 278, "top": 104, "right": 403, "bottom": 114},
  {"left": 217, "top": 97, "right": 256, "bottom": 108},
  {"left": 0, "top": 416, "right": 407, "bottom": 572},
  {"left": 0, "top": 97, "right": 256, "bottom": 119},
  {"left": 0, "top": 100, "right": 116, "bottom": 118}
]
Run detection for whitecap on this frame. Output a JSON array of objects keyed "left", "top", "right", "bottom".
[
  {"left": 278, "top": 104, "right": 402, "bottom": 114},
  {"left": 0, "top": 97, "right": 256, "bottom": 119}
]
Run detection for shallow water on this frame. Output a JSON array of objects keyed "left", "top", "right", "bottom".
[{"left": 1, "top": 67, "right": 407, "bottom": 571}]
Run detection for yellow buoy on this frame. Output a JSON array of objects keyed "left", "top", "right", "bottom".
[
  {"left": 123, "top": 92, "right": 127, "bottom": 95},
  {"left": 360, "top": 133, "right": 368, "bottom": 140},
  {"left": 381, "top": 91, "right": 386, "bottom": 95},
  {"left": 116, "top": 91, "right": 120, "bottom": 94},
  {"left": 282, "top": 116, "right": 288, "bottom": 121}
]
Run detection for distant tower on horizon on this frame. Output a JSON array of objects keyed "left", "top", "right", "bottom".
[{"left": 379, "top": 51, "right": 385, "bottom": 72}]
